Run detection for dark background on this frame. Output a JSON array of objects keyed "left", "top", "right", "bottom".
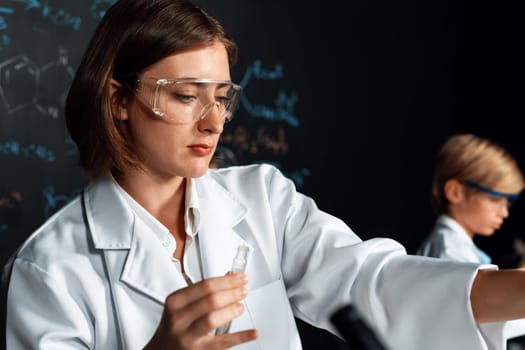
[
  {"left": 315, "top": 0, "right": 525, "bottom": 263},
  {"left": 0, "top": 0, "right": 523, "bottom": 349}
]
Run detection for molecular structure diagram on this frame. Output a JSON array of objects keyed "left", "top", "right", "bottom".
[{"left": 0, "top": 49, "right": 74, "bottom": 118}]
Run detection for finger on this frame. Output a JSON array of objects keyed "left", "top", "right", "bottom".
[
  {"left": 189, "top": 297, "right": 246, "bottom": 336},
  {"left": 156, "top": 303, "right": 247, "bottom": 350},
  {"left": 166, "top": 273, "right": 248, "bottom": 310},
  {"left": 213, "top": 329, "right": 259, "bottom": 349},
  {"left": 176, "top": 285, "right": 248, "bottom": 335}
]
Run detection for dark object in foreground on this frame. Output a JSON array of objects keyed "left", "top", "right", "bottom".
[{"left": 331, "top": 304, "right": 388, "bottom": 350}]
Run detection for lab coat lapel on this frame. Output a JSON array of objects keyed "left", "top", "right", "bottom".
[
  {"left": 199, "top": 219, "right": 248, "bottom": 278},
  {"left": 193, "top": 176, "right": 249, "bottom": 279},
  {"left": 84, "top": 175, "right": 187, "bottom": 305},
  {"left": 119, "top": 218, "right": 188, "bottom": 304}
]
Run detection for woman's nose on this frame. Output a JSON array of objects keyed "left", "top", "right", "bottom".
[{"left": 197, "top": 102, "right": 224, "bottom": 134}]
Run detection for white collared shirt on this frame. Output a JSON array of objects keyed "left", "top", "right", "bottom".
[{"left": 112, "top": 176, "right": 203, "bottom": 283}]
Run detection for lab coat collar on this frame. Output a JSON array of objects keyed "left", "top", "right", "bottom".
[
  {"left": 82, "top": 173, "right": 251, "bottom": 303},
  {"left": 437, "top": 214, "right": 473, "bottom": 244},
  {"left": 82, "top": 174, "right": 134, "bottom": 249}
]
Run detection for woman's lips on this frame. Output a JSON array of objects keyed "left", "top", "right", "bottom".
[{"left": 188, "top": 144, "right": 213, "bottom": 156}]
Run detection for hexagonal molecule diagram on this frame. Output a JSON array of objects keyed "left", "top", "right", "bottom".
[
  {"left": 0, "top": 50, "right": 74, "bottom": 118},
  {"left": 0, "top": 55, "right": 38, "bottom": 114}
]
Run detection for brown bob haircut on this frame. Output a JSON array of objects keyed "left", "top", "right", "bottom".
[{"left": 65, "top": 0, "right": 238, "bottom": 180}]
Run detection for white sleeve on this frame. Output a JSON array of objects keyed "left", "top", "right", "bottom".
[
  {"left": 6, "top": 258, "right": 94, "bottom": 349},
  {"left": 265, "top": 168, "right": 506, "bottom": 350},
  {"left": 287, "top": 236, "right": 506, "bottom": 350},
  {"left": 370, "top": 256, "right": 504, "bottom": 350},
  {"left": 504, "top": 317, "right": 525, "bottom": 340}
]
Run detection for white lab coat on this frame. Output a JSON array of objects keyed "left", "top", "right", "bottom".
[
  {"left": 4, "top": 164, "right": 505, "bottom": 350},
  {"left": 417, "top": 214, "right": 490, "bottom": 263},
  {"left": 417, "top": 214, "right": 525, "bottom": 341}
]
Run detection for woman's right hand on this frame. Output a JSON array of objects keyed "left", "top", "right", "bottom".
[{"left": 144, "top": 273, "right": 258, "bottom": 349}]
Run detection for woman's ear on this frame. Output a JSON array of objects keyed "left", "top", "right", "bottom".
[
  {"left": 109, "top": 78, "right": 128, "bottom": 120},
  {"left": 444, "top": 178, "right": 464, "bottom": 204}
]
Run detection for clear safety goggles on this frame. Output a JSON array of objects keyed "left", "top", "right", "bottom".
[{"left": 134, "top": 78, "right": 241, "bottom": 124}]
